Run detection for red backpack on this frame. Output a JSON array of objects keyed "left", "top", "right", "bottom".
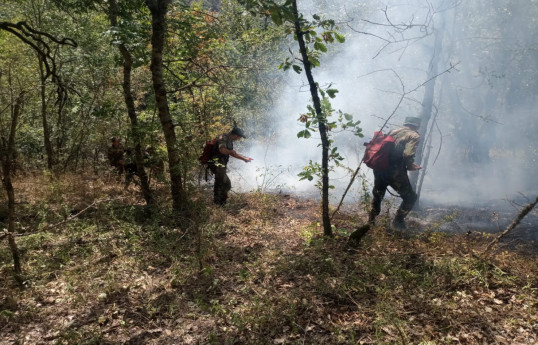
[
  {"left": 362, "top": 131, "right": 395, "bottom": 171},
  {"left": 198, "top": 138, "right": 217, "bottom": 164}
]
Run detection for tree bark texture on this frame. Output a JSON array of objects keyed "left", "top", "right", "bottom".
[
  {"left": 146, "top": 0, "right": 184, "bottom": 211},
  {"left": 109, "top": 0, "right": 154, "bottom": 205},
  {"left": 291, "top": 0, "right": 331, "bottom": 236},
  {"left": 2, "top": 94, "right": 23, "bottom": 281}
]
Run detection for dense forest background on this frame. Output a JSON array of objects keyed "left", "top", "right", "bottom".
[
  {"left": 1, "top": 0, "right": 537, "bottom": 344},
  {"left": 1, "top": 0, "right": 537, "bottom": 205}
]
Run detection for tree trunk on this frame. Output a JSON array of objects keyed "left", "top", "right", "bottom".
[
  {"left": 38, "top": 56, "right": 55, "bottom": 170},
  {"left": 415, "top": 108, "right": 438, "bottom": 203},
  {"left": 109, "top": 0, "right": 154, "bottom": 205},
  {"left": 2, "top": 93, "right": 23, "bottom": 283},
  {"left": 146, "top": 0, "right": 184, "bottom": 212},
  {"left": 55, "top": 82, "right": 66, "bottom": 165},
  {"left": 409, "top": 19, "right": 445, "bottom": 206},
  {"left": 291, "top": 0, "right": 331, "bottom": 236}
]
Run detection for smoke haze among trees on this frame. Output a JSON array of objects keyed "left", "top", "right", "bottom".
[{"left": 233, "top": 0, "right": 538, "bottom": 206}]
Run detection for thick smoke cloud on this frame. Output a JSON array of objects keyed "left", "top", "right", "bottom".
[{"left": 227, "top": 0, "right": 538, "bottom": 208}]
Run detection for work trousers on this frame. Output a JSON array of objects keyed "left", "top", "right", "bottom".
[
  {"left": 209, "top": 165, "right": 231, "bottom": 205},
  {"left": 370, "top": 167, "right": 417, "bottom": 220}
]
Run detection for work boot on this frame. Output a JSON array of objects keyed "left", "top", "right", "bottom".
[
  {"left": 347, "top": 224, "right": 371, "bottom": 250},
  {"left": 391, "top": 216, "right": 406, "bottom": 230},
  {"left": 367, "top": 210, "right": 377, "bottom": 225},
  {"left": 213, "top": 198, "right": 226, "bottom": 206}
]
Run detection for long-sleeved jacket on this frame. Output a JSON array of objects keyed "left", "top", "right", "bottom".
[{"left": 388, "top": 126, "right": 420, "bottom": 168}]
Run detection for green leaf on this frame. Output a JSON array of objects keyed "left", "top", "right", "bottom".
[
  {"left": 297, "top": 130, "right": 304, "bottom": 138},
  {"left": 281, "top": 8, "right": 295, "bottom": 22},
  {"left": 327, "top": 89, "right": 338, "bottom": 98},
  {"left": 314, "top": 42, "right": 327, "bottom": 52},
  {"left": 309, "top": 56, "right": 320, "bottom": 67},
  {"left": 269, "top": 7, "right": 283, "bottom": 26},
  {"left": 313, "top": 14, "right": 321, "bottom": 20},
  {"left": 303, "top": 130, "right": 311, "bottom": 138},
  {"left": 292, "top": 65, "right": 302, "bottom": 74},
  {"left": 335, "top": 32, "right": 345, "bottom": 43},
  {"left": 344, "top": 113, "right": 353, "bottom": 121}
]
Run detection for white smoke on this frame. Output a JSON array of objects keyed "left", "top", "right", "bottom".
[{"left": 226, "top": 0, "right": 538, "bottom": 207}]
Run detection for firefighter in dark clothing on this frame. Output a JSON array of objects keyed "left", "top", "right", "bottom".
[
  {"left": 368, "top": 116, "right": 422, "bottom": 229},
  {"left": 208, "top": 127, "right": 252, "bottom": 205},
  {"left": 107, "top": 137, "right": 125, "bottom": 180}
]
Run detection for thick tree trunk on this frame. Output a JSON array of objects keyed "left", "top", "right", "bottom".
[
  {"left": 146, "top": 0, "right": 184, "bottom": 212},
  {"left": 291, "top": 0, "right": 331, "bottom": 236},
  {"left": 2, "top": 94, "right": 23, "bottom": 283},
  {"left": 109, "top": 0, "right": 154, "bottom": 205}
]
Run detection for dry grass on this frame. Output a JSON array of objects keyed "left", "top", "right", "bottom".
[{"left": 0, "top": 172, "right": 537, "bottom": 344}]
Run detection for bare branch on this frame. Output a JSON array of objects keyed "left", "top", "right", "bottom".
[
  {"left": 0, "top": 21, "right": 76, "bottom": 81},
  {"left": 482, "top": 196, "right": 538, "bottom": 255},
  {"left": 345, "top": 2, "right": 451, "bottom": 59}
]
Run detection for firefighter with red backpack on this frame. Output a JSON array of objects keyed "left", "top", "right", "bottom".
[
  {"left": 200, "top": 127, "right": 252, "bottom": 205},
  {"left": 348, "top": 116, "right": 422, "bottom": 248},
  {"left": 369, "top": 116, "right": 422, "bottom": 229}
]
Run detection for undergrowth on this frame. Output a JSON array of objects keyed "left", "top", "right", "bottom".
[{"left": 0, "top": 172, "right": 536, "bottom": 344}]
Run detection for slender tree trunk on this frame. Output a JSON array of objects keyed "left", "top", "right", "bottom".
[
  {"left": 109, "top": 0, "right": 154, "bottom": 205},
  {"left": 146, "top": 0, "right": 184, "bottom": 211},
  {"left": 2, "top": 93, "right": 23, "bottom": 283},
  {"left": 409, "top": 19, "right": 445, "bottom": 204},
  {"left": 415, "top": 108, "right": 438, "bottom": 203},
  {"left": 55, "top": 83, "right": 66, "bottom": 164},
  {"left": 38, "top": 56, "right": 54, "bottom": 170},
  {"left": 119, "top": 47, "right": 154, "bottom": 204},
  {"left": 291, "top": 0, "right": 331, "bottom": 236}
]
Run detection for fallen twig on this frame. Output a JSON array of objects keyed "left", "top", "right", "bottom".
[
  {"left": 43, "top": 196, "right": 128, "bottom": 231},
  {"left": 482, "top": 195, "right": 538, "bottom": 255}
]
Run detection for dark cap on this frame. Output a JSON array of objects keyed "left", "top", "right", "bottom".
[
  {"left": 404, "top": 116, "right": 421, "bottom": 127},
  {"left": 231, "top": 127, "right": 247, "bottom": 138}
]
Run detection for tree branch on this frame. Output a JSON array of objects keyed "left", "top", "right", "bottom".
[{"left": 482, "top": 196, "right": 538, "bottom": 255}]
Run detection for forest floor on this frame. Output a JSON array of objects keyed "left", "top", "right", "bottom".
[{"left": 0, "top": 173, "right": 537, "bottom": 345}]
